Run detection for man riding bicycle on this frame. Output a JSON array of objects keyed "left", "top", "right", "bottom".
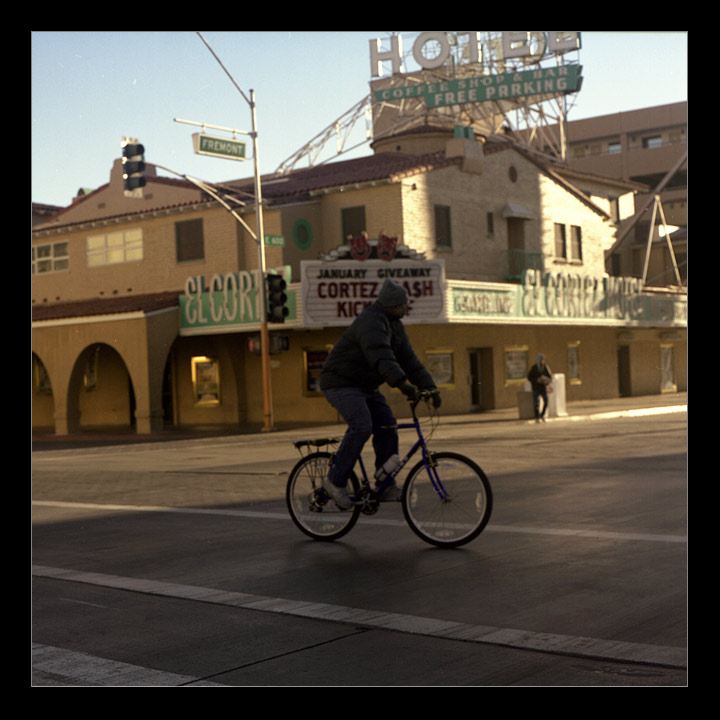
[{"left": 319, "top": 278, "right": 441, "bottom": 508}]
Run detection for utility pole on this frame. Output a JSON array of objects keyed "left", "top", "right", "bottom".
[{"left": 196, "top": 32, "right": 275, "bottom": 432}]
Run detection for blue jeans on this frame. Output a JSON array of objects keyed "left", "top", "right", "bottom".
[{"left": 322, "top": 387, "right": 398, "bottom": 487}]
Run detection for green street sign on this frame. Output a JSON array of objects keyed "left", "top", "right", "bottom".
[
  {"left": 264, "top": 234, "right": 285, "bottom": 247},
  {"left": 192, "top": 133, "right": 246, "bottom": 161}
]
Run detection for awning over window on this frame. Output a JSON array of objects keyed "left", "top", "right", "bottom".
[{"left": 502, "top": 203, "right": 534, "bottom": 219}]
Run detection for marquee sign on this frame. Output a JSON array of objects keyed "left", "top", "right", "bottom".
[{"left": 301, "top": 258, "right": 446, "bottom": 327}]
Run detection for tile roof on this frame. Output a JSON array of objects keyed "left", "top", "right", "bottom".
[
  {"left": 226, "top": 150, "right": 462, "bottom": 203},
  {"left": 32, "top": 291, "right": 181, "bottom": 322}
]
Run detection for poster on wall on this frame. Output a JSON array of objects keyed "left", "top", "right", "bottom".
[{"left": 301, "top": 258, "right": 446, "bottom": 327}]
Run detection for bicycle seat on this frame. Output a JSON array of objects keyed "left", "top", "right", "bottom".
[{"left": 293, "top": 438, "right": 340, "bottom": 449}]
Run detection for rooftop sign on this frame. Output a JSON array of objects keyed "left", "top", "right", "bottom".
[
  {"left": 370, "top": 31, "right": 581, "bottom": 78},
  {"left": 373, "top": 64, "right": 582, "bottom": 108}
]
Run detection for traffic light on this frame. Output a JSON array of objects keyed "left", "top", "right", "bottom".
[
  {"left": 266, "top": 274, "right": 289, "bottom": 323},
  {"left": 121, "top": 138, "right": 146, "bottom": 194}
]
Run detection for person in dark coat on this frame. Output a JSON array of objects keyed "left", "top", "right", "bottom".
[
  {"left": 527, "top": 353, "right": 553, "bottom": 422},
  {"left": 319, "top": 278, "right": 440, "bottom": 508}
]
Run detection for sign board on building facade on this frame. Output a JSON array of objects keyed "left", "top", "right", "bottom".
[
  {"left": 179, "top": 264, "right": 686, "bottom": 334},
  {"left": 179, "top": 266, "right": 297, "bottom": 334},
  {"left": 449, "top": 270, "right": 687, "bottom": 327},
  {"left": 301, "top": 259, "right": 446, "bottom": 327}
]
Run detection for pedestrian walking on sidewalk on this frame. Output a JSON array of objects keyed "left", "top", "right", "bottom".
[
  {"left": 319, "top": 278, "right": 441, "bottom": 508},
  {"left": 528, "top": 353, "right": 553, "bottom": 422}
]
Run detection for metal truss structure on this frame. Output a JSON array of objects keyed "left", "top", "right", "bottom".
[{"left": 275, "top": 32, "right": 582, "bottom": 174}]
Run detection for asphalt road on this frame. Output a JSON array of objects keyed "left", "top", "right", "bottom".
[{"left": 32, "top": 403, "right": 687, "bottom": 686}]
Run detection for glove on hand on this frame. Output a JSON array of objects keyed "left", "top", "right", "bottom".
[
  {"left": 398, "top": 381, "right": 419, "bottom": 402},
  {"left": 429, "top": 388, "right": 442, "bottom": 408}
]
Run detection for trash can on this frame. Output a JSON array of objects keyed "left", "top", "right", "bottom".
[
  {"left": 517, "top": 381, "right": 535, "bottom": 419},
  {"left": 547, "top": 373, "right": 567, "bottom": 417}
]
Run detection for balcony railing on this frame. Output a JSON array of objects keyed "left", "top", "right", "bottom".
[{"left": 504, "top": 249, "right": 543, "bottom": 282}]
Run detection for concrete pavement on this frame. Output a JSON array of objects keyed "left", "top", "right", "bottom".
[
  {"left": 32, "top": 392, "right": 687, "bottom": 686},
  {"left": 32, "top": 392, "right": 687, "bottom": 449}
]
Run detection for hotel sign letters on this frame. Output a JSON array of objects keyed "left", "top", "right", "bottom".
[{"left": 370, "top": 31, "right": 581, "bottom": 77}]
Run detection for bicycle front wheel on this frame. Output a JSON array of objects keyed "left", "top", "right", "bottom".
[
  {"left": 402, "top": 452, "right": 492, "bottom": 548},
  {"left": 286, "top": 452, "right": 361, "bottom": 541}
]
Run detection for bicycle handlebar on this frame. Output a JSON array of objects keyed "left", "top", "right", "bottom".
[{"left": 408, "top": 388, "right": 440, "bottom": 413}]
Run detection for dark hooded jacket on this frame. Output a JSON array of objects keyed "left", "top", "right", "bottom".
[{"left": 319, "top": 301, "right": 435, "bottom": 392}]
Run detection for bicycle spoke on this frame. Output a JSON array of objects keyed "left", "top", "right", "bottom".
[
  {"left": 403, "top": 453, "right": 492, "bottom": 547},
  {"left": 286, "top": 452, "right": 360, "bottom": 540}
]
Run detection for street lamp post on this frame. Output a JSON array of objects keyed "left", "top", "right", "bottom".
[
  {"left": 249, "top": 89, "right": 275, "bottom": 432},
  {"left": 196, "top": 32, "right": 274, "bottom": 432}
]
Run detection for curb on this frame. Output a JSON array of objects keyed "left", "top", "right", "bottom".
[{"left": 529, "top": 404, "right": 687, "bottom": 424}]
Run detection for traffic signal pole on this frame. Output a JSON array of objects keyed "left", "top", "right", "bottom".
[
  {"left": 195, "top": 32, "right": 274, "bottom": 432},
  {"left": 249, "top": 88, "right": 275, "bottom": 433}
]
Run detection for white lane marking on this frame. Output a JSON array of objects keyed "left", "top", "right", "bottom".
[{"left": 32, "top": 500, "right": 687, "bottom": 544}]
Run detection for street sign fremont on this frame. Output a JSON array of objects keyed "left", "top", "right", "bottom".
[{"left": 192, "top": 133, "right": 246, "bottom": 161}]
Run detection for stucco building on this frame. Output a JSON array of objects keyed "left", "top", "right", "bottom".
[{"left": 32, "top": 124, "right": 686, "bottom": 435}]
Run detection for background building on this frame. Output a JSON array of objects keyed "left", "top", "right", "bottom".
[
  {"left": 534, "top": 102, "right": 687, "bottom": 287},
  {"left": 32, "top": 121, "right": 686, "bottom": 436}
]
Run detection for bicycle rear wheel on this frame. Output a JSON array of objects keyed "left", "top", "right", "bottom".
[
  {"left": 402, "top": 452, "right": 492, "bottom": 548},
  {"left": 286, "top": 451, "right": 361, "bottom": 541}
]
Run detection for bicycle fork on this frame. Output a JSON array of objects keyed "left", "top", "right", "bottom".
[{"left": 421, "top": 449, "right": 451, "bottom": 502}]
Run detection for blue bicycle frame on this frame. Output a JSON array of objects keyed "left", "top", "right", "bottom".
[{"left": 353, "top": 399, "right": 449, "bottom": 503}]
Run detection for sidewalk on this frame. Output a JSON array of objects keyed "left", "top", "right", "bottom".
[
  {"left": 31, "top": 392, "right": 687, "bottom": 450},
  {"left": 442, "top": 391, "right": 688, "bottom": 427}
]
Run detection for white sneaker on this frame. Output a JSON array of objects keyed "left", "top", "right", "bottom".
[
  {"left": 377, "top": 482, "right": 403, "bottom": 502},
  {"left": 322, "top": 476, "right": 355, "bottom": 509}
]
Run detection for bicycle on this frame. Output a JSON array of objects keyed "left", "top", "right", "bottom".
[{"left": 286, "top": 391, "right": 493, "bottom": 548}]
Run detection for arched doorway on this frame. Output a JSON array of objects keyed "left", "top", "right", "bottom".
[
  {"left": 32, "top": 353, "right": 55, "bottom": 431},
  {"left": 70, "top": 343, "right": 135, "bottom": 431}
]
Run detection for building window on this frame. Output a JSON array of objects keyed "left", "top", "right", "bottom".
[
  {"left": 435, "top": 204, "right": 452, "bottom": 248},
  {"left": 32, "top": 241, "right": 69, "bottom": 274},
  {"left": 569, "top": 225, "right": 583, "bottom": 262},
  {"left": 191, "top": 355, "right": 220, "bottom": 405},
  {"left": 303, "top": 349, "right": 329, "bottom": 396},
  {"left": 87, "top": 229, "right": 143, "bottom": 267},
  {"left": 425, "top": 350, "right": 455, "bottom": 387},
  {"left": 554, "top": 223, "right": 567, "bottom": 259},
  {"left": 504, "top": 346, "right": 529, "bottom": 385},
  {"left": 341, "top": 206, "right": 366, "bottom": 241},
  {"left": 176, "top": 219, "right": 204, "bottom": 263},
  {"left": 486, "top": 212, "right": 494, "bottom": 238},
  {"left": 608, "top": 141, "right": 621, "bottom": 154},
  {"left": 642, "top": 135, "right": 663, "bottom": 149}
]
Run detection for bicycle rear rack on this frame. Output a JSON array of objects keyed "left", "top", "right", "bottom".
[{"left": 293, "top": 437, "right": 340, "bottom": 458}]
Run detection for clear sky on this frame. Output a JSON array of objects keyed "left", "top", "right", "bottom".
[{"left": 31, "top": 31, "right": 687, "bottom": 208}]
